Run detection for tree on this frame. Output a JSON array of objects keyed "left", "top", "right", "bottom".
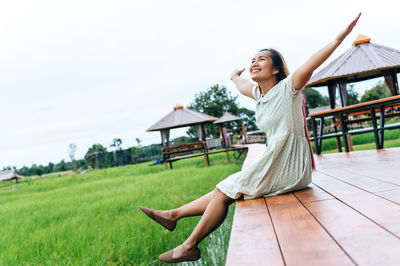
[
  {"left": 135, "top": 138, "right": 142, "bottom": 147},
  {"left": 68, "top": 143, "right": 77, "bottom": 170},
  {"left": 85, "top": 143, "right": 108, "bottom": 168},
  {"left": 110, "top": 138, "right": 122, "bottom": 151},
  {"left": 346, "top": 84, "right": 359, "bottom": 105},
  {"left": 238, "top": 107, "right": 258, "bottom": 132},
  {"left": 186, "top": 84, "right": 257, "bottom": 138},
  {"left": 170, "top": 136, "right": 197, "bottom": 146},
  {"left": 55, "top": 160, "right": 67, "bottom": 172},
  {"left": 303, "top": 87, "right": 329, "bottom": 108},
  {"left": 360, "top": 81, "right": 392, "bottom": 103}
]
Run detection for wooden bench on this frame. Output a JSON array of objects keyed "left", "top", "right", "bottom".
[
  {"left": 225, "top": 145, "right": 400, "bottom": 265},
  {"left": 162, "top": 142, "right": 209, "bottom": 170},
  {"left": 162, "top": 142, "right": 249, "bottom": 170}
]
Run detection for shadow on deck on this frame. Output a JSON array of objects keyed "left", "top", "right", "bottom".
[{"left": 226, "top": 144, "right": 400, "bottom": 265}]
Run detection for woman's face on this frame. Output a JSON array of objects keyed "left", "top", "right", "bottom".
[{"left": 249, "top": 50, "right": 279, "bottom": 82}]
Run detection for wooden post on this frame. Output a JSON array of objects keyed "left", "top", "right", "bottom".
[
  {"left": 241, "top": 123, "right": 247, "bottom": 144},
  {"left": 203, "top": 143, "right": 209, "bottom": 167},
  {"left": 203, "top": 153, "right": 209, "bottom": 167},
  {"left": 339, "top": 113, "right": 349, "bottom": 152},
  {"left": 336, "top": 137, "right": 342, "bottom": 152},
  {"left": 327, "top": 80, "right": 337, "bottom": 109},
  {"left": 346, "top": 135, "right": 353, "bottom": 151},
  {"left": 370, "top": 107, "right": 380, "bottom": 150},
  {"left": 226, "top": 151, "right": 231, "bottom": 163},
  {"left": 384, "top": 70, "right": 399, "bottom": 96},
  {"left": 338, "top": 78, "right": 348, "bottom": 107},
  {"left": 219, "top": 126, "right": 225, "bottom": 147}
]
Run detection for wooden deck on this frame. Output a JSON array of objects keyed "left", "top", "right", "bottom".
[{"left": 226, "top": 144, "right": 400, "bottom": 266}]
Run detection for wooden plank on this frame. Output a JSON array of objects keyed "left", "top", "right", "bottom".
[
  {"left": 301, "top": 197, "right": 400, "bottom": 265},
  {"left": 319, "top": 168, "right": 399, "bottom": 193},
  {"left": 374, "top": 189, "right": 400, "bottom": 204},
  {"left": 341, "top": 166, "right": 400, "bottom": 185},
  {"left": 313, "top": 172, "right": 400, "bottom": 236},
  {"left": 265, "top": 193, "right": 354, "bottom": 266},
  {"left": 225, "top": 198, "right": 283, "bottom": 266},
  {"left": 293, "top": 183, "right": 334, "bottom": 203}
]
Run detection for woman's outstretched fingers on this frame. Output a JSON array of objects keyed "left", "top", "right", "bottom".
[
  {"left": 336, "top": 12, "right": 361, "bottom": 42},
  {"left": 230, "top": 68, "right": 245, "bottom": 80},
  {"left": 348, "top": 12, "right": 361, "bottom": 31}
]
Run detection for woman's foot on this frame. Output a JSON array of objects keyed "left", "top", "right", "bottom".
[
  {"left": 139, "top": 207, "right": 177, "bottom": 231},
  {"left": 153, "top": 210, "right": 175, "bottom": 221},
  {"left": 159, "top": 243, "right": 201, "bottom": 263}
]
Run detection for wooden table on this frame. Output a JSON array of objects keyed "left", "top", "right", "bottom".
[{"left": 226, "top": 145, "right": 400, "bottom": 265}]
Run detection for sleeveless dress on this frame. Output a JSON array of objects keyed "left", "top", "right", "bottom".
[{"left": 216, "top": 73, "right": 312, "bottom": 200}]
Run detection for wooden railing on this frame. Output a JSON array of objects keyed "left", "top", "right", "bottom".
[{"left": 308, "top": 95, "right": 400, "bottom": 154}]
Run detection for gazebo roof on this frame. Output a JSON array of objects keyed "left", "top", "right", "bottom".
[
  {"left": 213, "top": 111, "right": 242, "bottom": 124},
  {"left": 0, "top": 170, "right": 24, "bottom": 182},
  {"left": 147, "top": 104, "right": 218, "bottom": 131},
  {"left": 306, "top": 35, "right": 400, "bottom": 87}
]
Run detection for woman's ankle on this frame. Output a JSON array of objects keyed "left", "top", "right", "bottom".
[
  {"left": 168, "top": 209, "right": 180, "bottom": 221},
  {"left": 182, "top": 240, "right": 197, "bottom": 251}
]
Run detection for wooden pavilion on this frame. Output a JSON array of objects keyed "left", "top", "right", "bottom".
[
  {"left": 0, "top": 170, "right": 24, "bottom": 188},
  {"left": 306, "top": 34, "right": 400, "bottom": 109},
  {"left": 213, "top": 111, "right": 243, "bottom": 148},
  {"left": 147, "top": 105, "right": 248, "bottom": 169},
  {"left": 147, "top": 104, "right": 217, "bottom": 147}
]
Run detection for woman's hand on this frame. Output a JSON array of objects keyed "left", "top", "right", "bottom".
[
  {"left": 292, "top": 12, "right": 362, "bottom": 91},
  {"left": 335, "top": 12, "right": 361, "bottom": 43},
  {"left": 230, "top": 68, "right": 245, "bottom": 80},
  {"left": 230, "top": 68, "right": 256, "bottom": 100}
]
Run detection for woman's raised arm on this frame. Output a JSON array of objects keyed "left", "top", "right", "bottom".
[
  {"left": 292, "top": 12, "right": 361, "bottom": 91},
  {"left": 230, "top": 68, "right": 257, "bottom": 100}
]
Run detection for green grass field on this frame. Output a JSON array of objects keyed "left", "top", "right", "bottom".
[{"left": 0, "top": 152, "right": 245, "bottom": 265}]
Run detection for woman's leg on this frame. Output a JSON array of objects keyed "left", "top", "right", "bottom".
[
  {"left": 164, "top": 187, "right": 235, "bottom": 258},
  {"left": 153, "top": 190, "right": 214, "bottom": 221}
]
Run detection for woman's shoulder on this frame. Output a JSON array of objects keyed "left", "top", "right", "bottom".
[{"left": 280, "top": 73, "right": 303, "bottom": 97}]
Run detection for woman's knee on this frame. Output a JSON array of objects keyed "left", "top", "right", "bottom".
[{"left": 214, "top": 187, "right": 235, "bottom": 204}]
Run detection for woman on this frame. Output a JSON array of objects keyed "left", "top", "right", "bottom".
[{"left": 140, "top": 13, "right": 361, "bottom": 263}]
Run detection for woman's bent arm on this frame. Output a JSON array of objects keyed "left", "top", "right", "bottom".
[
  {"left": 292, "top": 12, "right": 361, "bottom": 90},
  {"left": 231, "top": 68, "right": 256, "bottom": 100}
]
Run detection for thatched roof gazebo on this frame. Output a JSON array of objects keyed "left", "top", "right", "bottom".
[
  {"left": 306, "top": 34, "right": 400, "bottom": 109},
  {"left": 147, "top": 104, "right": 218, "bottom": 147},
  {"left": 0, "top": 170, "right": 24, "bottom": 185}
]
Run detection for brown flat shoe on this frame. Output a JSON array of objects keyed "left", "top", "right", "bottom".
[
  {"left": 159, "top": 247, "right": 201, "bottom": 263},
  {"left": 139, "top": 206, "right": 176, "bottom": 231}
]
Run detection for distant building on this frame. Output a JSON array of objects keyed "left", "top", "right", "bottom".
[{"left": 0, "top": 170, "right": 24, "bottom": 183}]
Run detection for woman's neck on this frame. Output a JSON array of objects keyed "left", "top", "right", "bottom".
[{"left": 258, "top": 77, "right": 278, "bottom": 96}]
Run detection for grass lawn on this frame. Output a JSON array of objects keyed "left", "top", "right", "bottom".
[{"left": 0, "top": 151, "right": 245, "bottom": 265}]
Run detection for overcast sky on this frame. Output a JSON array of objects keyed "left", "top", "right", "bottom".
[{"left": 1, "top": 0, "right": 399, "bottom": 169}]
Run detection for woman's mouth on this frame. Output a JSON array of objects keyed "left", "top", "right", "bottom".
[{"left": 251, "top": 68, "right": 261, "bottom": 73}]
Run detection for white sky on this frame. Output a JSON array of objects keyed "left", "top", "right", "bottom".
[{"left": 1, "top": 0, "right": 400, "bottom": 168}]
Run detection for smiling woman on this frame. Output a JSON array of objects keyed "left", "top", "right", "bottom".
[{"left": 139, "top": 12, "right": 362, "bottom": 263}]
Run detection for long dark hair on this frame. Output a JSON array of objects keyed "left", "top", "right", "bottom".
[{"left": 259, "top": 48, "right": 290, "bottom": 82}]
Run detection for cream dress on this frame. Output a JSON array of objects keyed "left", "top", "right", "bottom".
[{"left": 216, "top": 73, "right": 312, "bottom": 200}]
